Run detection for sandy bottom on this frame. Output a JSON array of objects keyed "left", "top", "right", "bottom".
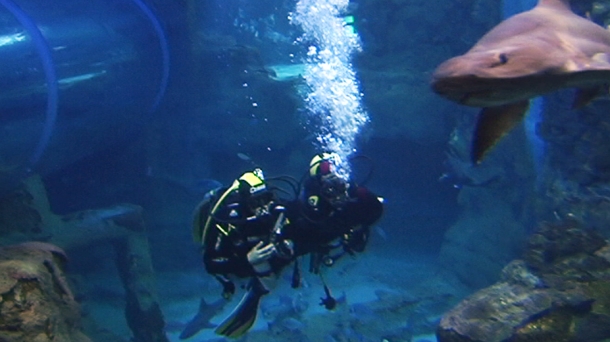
[{"left": 82, "top": 252, "right": 468, "bottom": 341}]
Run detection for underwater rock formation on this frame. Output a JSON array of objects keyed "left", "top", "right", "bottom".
[
  {"left": 437, "top": 123, "right": 535, "bottom": 289},
  {"left": 114, "top": 230, "right": 169, "bottom": 342},
  {"left": 0, "top": 242, "right": 91, "bottom": 341},
  {"left": 535, "top": 90, "right": 610, "bottom": 237},
  {"left": 437, "top": 222, "right": 610, "bottom": 342},
  {"left": 0, "top": 175, "right": 168, "bottom": 342},
  {"left": 438, "top": 185, "right": 529, "bottom": 289}
]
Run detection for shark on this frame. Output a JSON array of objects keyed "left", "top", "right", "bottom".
[
  {"left": 178, "top": 297, "right": 227, "bottom": 340},
  {"left": 431, "top": 0, "right": 610, "bottom": 163}
]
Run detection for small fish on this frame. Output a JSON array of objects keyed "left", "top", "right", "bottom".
[
  {"left": 320, "top": 283, "right": 337, "bottom": 310},
  {"left": 237, "top": 152, "right": 252, "bottom": 162},
  {"left": 438, "top": 173, "right": 450, "bottom": 182},
  {"left": 266, "top": 63, "right": 306, "bottom": 81}
]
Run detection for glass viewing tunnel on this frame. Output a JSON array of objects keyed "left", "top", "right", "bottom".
[{"left": 0, "top": 0, "right": 169, "bottom": 193}]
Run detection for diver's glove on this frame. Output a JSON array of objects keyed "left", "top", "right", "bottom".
[{"left": 247, "top": 241, "right": 275, "bottom": 276}]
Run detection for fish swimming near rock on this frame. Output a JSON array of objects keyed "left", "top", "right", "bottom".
[{"left": 431, "top": 0, "right": 610, "bottom": 163}]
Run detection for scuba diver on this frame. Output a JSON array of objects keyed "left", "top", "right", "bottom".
[
  {"left": 192, "top": 168, "right": 293, "bottom": 293},
  {"left": 191, "top": 168, "right": 296, "bottom": 338},
  {"left": 289, "top": 152, "right": 384, "bottom": 275},
  {"left": 189, "top": 153, "right": 383, "bottom": 338}
]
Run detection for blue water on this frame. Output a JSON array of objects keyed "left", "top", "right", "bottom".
[
  {"left": 502, "top": 0, "right": 536, "bottom": 17},
  {"left": 525, "top": 97, "right": 546, "bottom": 175},
  {"left": 1, "top": 0, "right": 604, "bottom": 341}
]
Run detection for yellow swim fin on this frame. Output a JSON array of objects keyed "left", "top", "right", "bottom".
[{"left": 214, "top": 277, "right": 268, "bottom": 338}]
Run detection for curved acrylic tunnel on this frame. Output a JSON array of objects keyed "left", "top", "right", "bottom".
[{"left": 0, "top": 0, "right": 169, "bottom": 194}]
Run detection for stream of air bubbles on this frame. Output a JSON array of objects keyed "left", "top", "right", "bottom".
[{"left": 291, "top": 0, "right": 367, "bottom": 178}]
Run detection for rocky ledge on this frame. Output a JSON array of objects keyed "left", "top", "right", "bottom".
[{"left": 438, "top": 221, "right": 610, "bottom": 342}]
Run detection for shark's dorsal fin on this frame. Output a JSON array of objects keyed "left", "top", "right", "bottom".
[{"left": 538, "top": 0, "right": 572, "bottom": 11}]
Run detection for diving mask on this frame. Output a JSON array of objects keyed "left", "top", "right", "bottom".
[{"left": 320, "top": 175, "right": 349, "bottom": 207}]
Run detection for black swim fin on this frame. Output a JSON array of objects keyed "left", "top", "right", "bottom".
[{"left": 214, "top": 277, "right": 268, "bottom": 338}]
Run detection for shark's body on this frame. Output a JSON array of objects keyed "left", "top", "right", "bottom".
[
  {"left": 179, "top": 298, "right": 226, "bottom": 340},
  {"left": 431, "top": 0, "right": 610, "bottom": 163}
]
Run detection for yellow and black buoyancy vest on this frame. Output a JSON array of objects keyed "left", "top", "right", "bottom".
[{"left": 192, "top": 169, "right": 268, "bottom": 246}]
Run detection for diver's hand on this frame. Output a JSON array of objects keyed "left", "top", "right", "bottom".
[
  {"left": 247, "top": 241, "right": 275, "bottom": 276},
  {"left": 247, "top": 241, "right": 275, "bottom": 265}
]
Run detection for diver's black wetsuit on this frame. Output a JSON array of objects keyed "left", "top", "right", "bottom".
[
  {"left": 283, "top": 177, "right": 383, "bottom": 261},
  {"left": 201, "top": 177, "right": 382, "bottom": 280},
  {"left": 200, "top": 188, "right": 290, "bottom": 279}
]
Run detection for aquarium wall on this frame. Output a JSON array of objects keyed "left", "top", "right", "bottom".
[{"left": 0, "top": 0, "right": 168, "bottom": 194}]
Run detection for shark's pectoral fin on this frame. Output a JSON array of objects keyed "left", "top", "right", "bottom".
[
  {"left": 572, "top": 86, "right": 607, "bottom": 109},
  {"left": 471, "top": 101, "right": 529, "bottom": 164}
]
